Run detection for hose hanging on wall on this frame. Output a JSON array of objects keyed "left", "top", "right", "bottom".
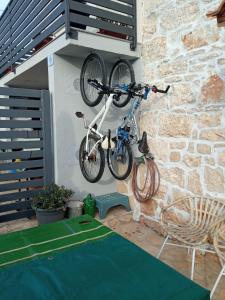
[{"left": 131, "top": 132, "right": 160, "bottom": 203}]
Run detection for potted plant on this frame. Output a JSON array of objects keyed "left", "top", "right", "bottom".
[{"left": 32, "top": 183, "right": 73, "bottom": 225}]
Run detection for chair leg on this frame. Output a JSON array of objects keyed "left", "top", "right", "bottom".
[
  {"left": 191, "top": 248, "right": 196, "bottom": 280},
  {"left": 210, "top": 265, "right": 225, "bottom": 299},
  {"left": 157, "top": 235, "right": 169, "bottom": 259}
]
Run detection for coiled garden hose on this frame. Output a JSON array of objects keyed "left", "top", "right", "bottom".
[{"left": 131, "top": 155, "right": 160, "bottom": 203}]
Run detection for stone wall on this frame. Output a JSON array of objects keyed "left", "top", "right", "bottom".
[{"left": 118, "top": 0, "right": 225, "bottom": 224}]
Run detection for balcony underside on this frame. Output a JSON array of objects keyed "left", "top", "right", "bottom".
[
  {"left": 1, "top": 29, "right": 140, "bottom": 88},
  {"left": 0, "top": 0, "right": 138, "bottom": 81}
]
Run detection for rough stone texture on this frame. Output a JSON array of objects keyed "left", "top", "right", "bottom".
[
  {"left": 141, "top": 199, "right": 158, "bottom": 216},
  {"left": 170, "top": 142, "right": 186, "bottom": 149},
  {"left": 183, "top": 154, "right": 201, "bottom": 168},
  {"left": 182, "top": 27, "right": 219, "bottom": 50},
  {"left": 159, "top": 114, "right": 194, "bottom": 137},
  {"left": 198, "top": 112, "right": 222, "bottom": 128},
  {"left": 142, "top": 37, "right": 167, "bottom": 61},
  {"left": 204, "top": 167, "right": 224, "bottom": 193},
  {"left": 159, "top": 167, "right": 184, "bottom": 188},
  {"left": 218, "top": 151, "right": 225, "bottom": 167},
  {"left": 170, "top": 152, "right": 181, "bottom": 162},
  {"left": 172, "top": 188, "right": 191, "bottom": 201},
  {"left": 200, "top": 129, "right": 225, "bottom": 141},
  {"left": 143, "top": 13, "right": 157, "bottom": 38},
  {"left": 154, "top": 185, "right": 168, "bottom": 200},
  {"left": 139, "top": 112, "right": 158, "bottom": 137},
  {"left": 197, "top": 144, "right": 211, "bottom": 154},
  {"left": 188, "top": 143, "right": 195, "bottom": 153},
  {"left": 170, "top": 83, "right": 195, "bottom": 107},
  {"left": 148, "top": 138, "right": 169, "bottom": 162},
  {"left": 188, "top": 170, "right": 202, "bottom": 194},
  {"left": 118, "top": 0, "right": 225, "bottom": 227},
  {"left": 201, "top": 75, "right": 225, "bottom": 103},
  {"left": 205, "top": 157, "right": 215, "bottom": 166},
  {"left": 160, "top": 2, "right": 199, "bottom": 30}
]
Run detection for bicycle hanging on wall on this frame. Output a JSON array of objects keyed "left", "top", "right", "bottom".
[
  {"left": 107, "top": 83, "right": 170, "bottom": 180},
  {"left": 76, "top": 79, "right": 132, "bottom": 183},
  {"left": 77, "top": 53, "right": 170, "bottom": 183},
  {"left": 80, "top": 53, "right": 135, "bottom": 108},
  {"left": 76, "top": 79, "right": 170, "bottom": 183}
]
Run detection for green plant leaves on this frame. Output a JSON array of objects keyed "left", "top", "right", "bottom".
[{"left": 32, "top": 183, "right": 73, "bottom": 210}]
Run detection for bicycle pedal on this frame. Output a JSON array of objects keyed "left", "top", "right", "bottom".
[{"left": 75, "top": 112, "right": 84, "bottom": 118}]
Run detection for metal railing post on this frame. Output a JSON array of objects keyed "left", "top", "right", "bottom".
[
  {"left": 65, "top": 0, "right": 71, "bottom": 39},
  {"left": 9, "top": 5, "right": 13, "bottom": 73},
  {"left": 130, "top": 0, "right": 137, "bottom": 51}
]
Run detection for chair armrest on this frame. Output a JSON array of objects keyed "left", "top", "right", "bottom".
[
  {"left": 160, "top": 197, "right": 188, "bottom": 212},
  {"left": 159, "top": 198, "right": 188, "bottom": 226}
]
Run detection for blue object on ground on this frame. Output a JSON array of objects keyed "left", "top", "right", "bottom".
[{"left": 95, "top": 192, "right": 131, "bottom": 219}]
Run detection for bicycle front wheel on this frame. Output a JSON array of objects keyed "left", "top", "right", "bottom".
[
  {"left": 107, "top": 141, "right": 133, "bottom": 180},
  {"left": 109, "top": 59, "right": 135, "bottom": 108},
  {"left": 79, "top": 135, "right": 105, "bottom": 183},
  {"left": 80, "top": 53, "right": 107, "bottom": 107}
]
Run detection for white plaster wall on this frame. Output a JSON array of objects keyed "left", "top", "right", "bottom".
[{"left": 48, "top": 54, "right": 134, "bottom": 199}]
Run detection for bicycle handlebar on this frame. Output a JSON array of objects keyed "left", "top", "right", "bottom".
[
  {"left": 151, "top": 85, "right": 170, "bottom": 94},
  {"left": 124, "top": 82, "right": 170, "bottom": 100},
  {"left": 88, "top": 79, "right": 170, "bottom": 100},
  {"left": 88, "top": 79, "right": 127, "bottom": 96}
]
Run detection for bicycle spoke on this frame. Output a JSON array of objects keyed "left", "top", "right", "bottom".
[
  {"left": 108, "top": 141, "right": 132, "bottom": 180},
  {"left": 109, "top": 59, "right": 135, "bottom": 108},
  {"left": 80, "top": 54, "right": 106, "bottom": 107}
]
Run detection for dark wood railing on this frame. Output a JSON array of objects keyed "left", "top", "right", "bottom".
[{"left": 0, "top": 0, "right": 137, "bottom": 78}]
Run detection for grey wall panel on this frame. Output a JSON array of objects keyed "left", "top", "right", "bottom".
[
  {"left": 0, "top": 210, "right": 35, "bottom": 223},
  {"left": 0, "top": 87, "right": 53, "bottom": 222}
]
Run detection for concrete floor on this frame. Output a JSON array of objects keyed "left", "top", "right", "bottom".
[{"left": 0, "top": 207, "right": 224, "bottom": 300}]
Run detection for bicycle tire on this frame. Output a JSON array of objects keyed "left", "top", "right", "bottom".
[
  {"left": 80, "top": 53, "right": 107, "bottom": 107},
  {"left": 109, "top": 59, "right": 135, "bottom": 108},
  {"left": 107, "top": 141, "right": 133, "bottom": 180},
  {"left": 79, "top": 135, "right": 105, "bottom": 183}
]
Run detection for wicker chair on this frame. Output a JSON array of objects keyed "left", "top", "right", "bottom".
[
  {"left": 210, "top": 224, "right": 225, "bottom": 298},
  {"left": 157, "top": 196, "right": 225, "bottom": 280}
]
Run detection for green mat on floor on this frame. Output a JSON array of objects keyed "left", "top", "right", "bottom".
[{"left": 0, "top": 215, "right": 210, "bottom": 300}]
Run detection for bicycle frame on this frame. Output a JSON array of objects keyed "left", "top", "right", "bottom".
[
  {"left": 119, "top": 97, "right": 143, "bottom": 144},
  {"left": 85, "top": 93, "right": 114, "bottom": 155}
]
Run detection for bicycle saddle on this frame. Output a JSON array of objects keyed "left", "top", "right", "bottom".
[{"left": 138, "top": 131, "right": 149, "bottom": 154}]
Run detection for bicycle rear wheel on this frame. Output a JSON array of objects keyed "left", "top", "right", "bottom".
[
  {"left": 109, "top": 59, "right": 135, "bottom": 108},
  {"left": 80, "top": 53, "right": 107, "bottom": 107},
  {"left": 107, "top": 140, "right": 133, "bottom": 180},
  {"left": 79, "top": 135, "right": 105, "bottom": 183}
]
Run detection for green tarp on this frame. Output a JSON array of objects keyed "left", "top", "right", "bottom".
[{"left": 0, "top": 215, "right": 210, "bottom": 300}]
